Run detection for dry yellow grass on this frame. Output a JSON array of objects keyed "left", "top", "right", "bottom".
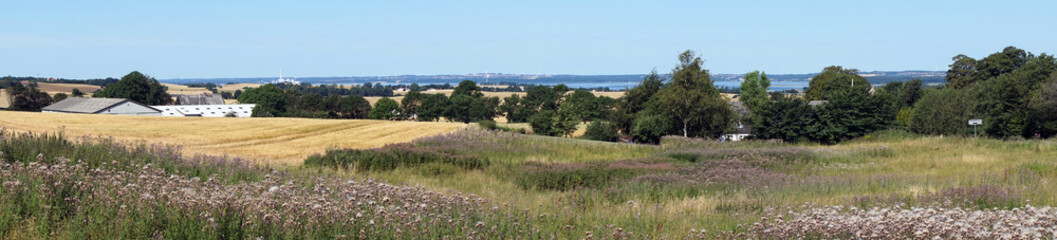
[
  {"left": 163, "top": 83, "right": 214, "bottom": 95},
  {"left": 0, "top": 111, "right": 467, "bottom": 165},
  {"left": 0, "top": 89, "right": 10, "bottom": 109},
  {"left": 219, "top": 83, "right": 262, "bottom": 92}
]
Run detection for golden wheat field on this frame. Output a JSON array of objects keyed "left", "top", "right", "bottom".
[
  {"left": 34, "top": 82, "right": 102, "bottom": 96},
  {"left": 218, "top": 83, "right": 262, "bottom": 92},
  {"left": 0, "top": 111, "right": 466, "bottom": 165},
  {"left": 162, "top": 83, "right": 214, "bottom": 95}
]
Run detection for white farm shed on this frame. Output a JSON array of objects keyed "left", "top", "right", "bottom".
[
  {"left": 153, "top": 104, "right": 255, "bottom": 117},
  {"left": 42, "top": 97, "right": 162, "bottom": 116}
]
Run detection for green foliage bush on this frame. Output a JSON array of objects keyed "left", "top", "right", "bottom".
[
  {"left": 896, "top": 107, "right": 913, "bottom": 128},
  {"left": 631, "top": 114, "right": 671, "bottom": 143},
  {"left": 583, "top": 120, "right": 619, "bottom": 142},
  {"left": 909, "top": 88, "right": 969, "bottom": 135},
  {"left": 477, "top": 120, "right": 498, "bottom": 131},
  {"left": 369, "top": 97, "right": 400, "bottom": 120}
]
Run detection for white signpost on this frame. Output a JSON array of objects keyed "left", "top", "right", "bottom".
[{"left": 968, "top": 119, "right": 983, "bottom": 137}]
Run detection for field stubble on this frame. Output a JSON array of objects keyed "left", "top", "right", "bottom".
[{"left": 0, "top": 111, "right": 465, "bottom": 165}]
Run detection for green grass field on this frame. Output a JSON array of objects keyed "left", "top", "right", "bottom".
[{"left": 307, "top": 128, "right": 1057, "bottom": 238}]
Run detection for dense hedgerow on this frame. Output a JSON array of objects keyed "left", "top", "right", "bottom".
[{"left": 304, "top": 143, "right": 489, "bottom": 171}]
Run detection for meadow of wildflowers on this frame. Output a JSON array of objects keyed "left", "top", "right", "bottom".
[{"left": 4, "top": 126, "right": 1057, "bottom": 239}]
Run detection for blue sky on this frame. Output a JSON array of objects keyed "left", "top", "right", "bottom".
[{"left": 3, "top": 1, "right": 1056, "bottom": 79}]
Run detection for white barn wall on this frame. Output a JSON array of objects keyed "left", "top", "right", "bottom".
[{"left": 154, "top": 104, "right": 255, "bottom": 117}]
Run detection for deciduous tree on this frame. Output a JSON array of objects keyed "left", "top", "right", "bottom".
[{"left": 93, "top": 71, "right": 172, "bottom": 105}]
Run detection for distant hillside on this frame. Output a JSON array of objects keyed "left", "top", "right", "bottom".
[{"left": 163, "top": 71, "right": 947, "bottom": 88}]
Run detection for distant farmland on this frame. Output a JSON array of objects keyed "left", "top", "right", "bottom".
[{"left": 0, "top": 111, "right": 466, "bottom": 165}]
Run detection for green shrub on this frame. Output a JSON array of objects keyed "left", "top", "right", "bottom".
[
  {"left": 477, "top": 120, "right": 498, "bottom": 131},
  {"left": 631, "top": 114, "right": 672, "bottom": 143},
  {"left": 583, "top": 120, "right": 619, "bottom": 142}
]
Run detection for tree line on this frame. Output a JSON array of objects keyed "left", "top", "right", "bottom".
[
  {"left": 906, "top": 46, "right": 1057, "bottom": 139},
  {"left": 10, "top": 47, "right": 1054, "bottom": 143}
]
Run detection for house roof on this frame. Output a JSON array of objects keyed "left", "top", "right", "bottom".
[
  {"left": 808, "top": 100, "right": 829, "bottom": 107},
  {"left": 42, "top": 97, "right": 159, "bottom": 113},
  {"left": 174, "top": 94, "right": 225, "bottom": 105}
]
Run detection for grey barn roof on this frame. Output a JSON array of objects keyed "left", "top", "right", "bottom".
[
  {"left": 808, "top": 100, "right": 829, "bottom": 107},
  {"left": 175, "top": 94, "right": 225, "bottom": 105},
  {"left": 42, "top": 97, "right": 158, "bottom": 113}
]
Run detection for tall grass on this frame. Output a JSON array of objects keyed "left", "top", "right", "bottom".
[
  {"left": 310, "top": 129, "right": 1057, "bottom": 238},
  {"left": 304, "top": 143, "right": 489, "bottom": 171},
  {"left": 0, "top": 130, "right": 560, "bottom": 239}
]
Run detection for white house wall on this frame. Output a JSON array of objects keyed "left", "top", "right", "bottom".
[{"left": 153, "top": 104, "right": 255, "bottom": 117}]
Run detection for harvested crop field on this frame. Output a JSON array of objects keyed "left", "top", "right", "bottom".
[
  {"left": 0, "top": 111, "right": 466, "bottom": 165},
  {"left": 162, "top": 83, "right": 214, "bottom": 95},
  {"left": 219, "top": 83, "right": 262, "bottom": 92},
  {"left": 30, "top": 82, "right": 102, "bottom": 96}
]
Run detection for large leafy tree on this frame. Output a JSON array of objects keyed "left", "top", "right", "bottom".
[
  {"left": 739, "top": 70, "right": 770, "bottom": 111},
  {"left": 336, "top": 95, "right": 371, "bottom": 119},
  {"left": 9, "top": 85, "right": 53, "bottom": 112},
  {"left": 564, "top": 90, "right": 597, "bottom": 123},
  {"left": 811, "top": 88, "right": 897, "bottom": 144},
  {"left": 401, "top": 91, "right": 425, "bottom": 119},
  {"left": 806, "top": 66, "right": 869, "bottom": 101},
  {"left": 529, "top": 108, "right": 578, "bottom": 137},
  {"left": 369, "top": 97, "right": 400, "bottom": 120},
  {"left": 238, "top": 84, "right": 286, "bottom": 117},
  {"left": 94, "top": 71, "right": 172, "bottom": 105},
  {"left": 529, "top": 110, "right": 558, "bottom": 136},
  {"left": 522, "top": 85, "right": 561, "bottom": 113},
  {"left": 300, "top": 93, "right": 324, "bottom": 111},
  {"left": 909, "top": 88, "right": 969, "bottom": 135},
  {"left": 614, "top": 70, "right": 664, "bottom": 132},
  {"left": 445, "top": 94, "right": 499, "bottom": 123},
  {"left": 751, "top": 93, "right": 815, "bottom": 142},
  {"left": 452, "top": 80, "right": 483, "bottom": 98},
  {"left": 446, "top": 94, "right": 475, "bottom": 123},
  {"left": 967, "top": 53, "right": 1057, "bottom": 138},
  {"left": 499, "top": 94, "right": 528, "bottom": 122},
  {"left": 1028, "top": 72, "right": 1057, "bottom": 137},
  {"left": 916, "top": 46, "right": 1057, "bottom": 138},
  {"left": 651, "top": 50, "right": 733, "bottom": 138},
  {"left": 901, "top": 79, "right": 923, "bottom": 106},
  {"left": 418, "top": 94, "right": 450, "bottom": 121},
  {"left": 945, "top": 54, "right": 978, "bottom": 89}
]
